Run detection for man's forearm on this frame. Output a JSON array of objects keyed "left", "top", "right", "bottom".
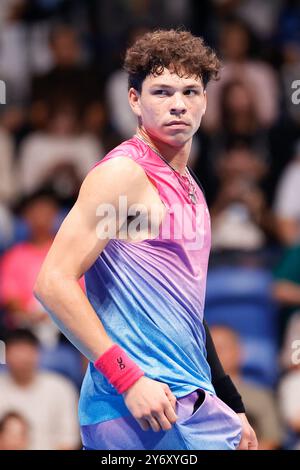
[
  {"left": 273, "top": 281, "right": 300, "bottom": 305},
  {"left": 34, "top": 275, "right": 114, "bottom": 362}
]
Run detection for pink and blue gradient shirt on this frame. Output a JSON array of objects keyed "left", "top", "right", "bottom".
[{"left": 79, "top": 136, "right": 215, "bottom": 425}]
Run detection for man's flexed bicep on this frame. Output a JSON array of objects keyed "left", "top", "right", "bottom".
[{"left": 37, "top": 156, "right": 147, "bottom": 281}]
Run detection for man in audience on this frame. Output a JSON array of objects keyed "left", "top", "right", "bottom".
[
  {"left": 273, "top": 141, "right": 300, "bottom": 246},
  {"left": 0, "top": 411, "right": 30, "bottom": 450},
  {"left": 273, "top": 243, "right": 300, "bottom": 345},
  {"left": 210, "top": 143, "right": 275, "bottom": 251},
  {"left": 0, "top": 189, "right": 61, "bottom": 346},
  {"left": 0, "top": 329, "right": 80, "bottom": 449},
  {"left": 210, "top": 325, "right": 282, "bottom": 449}
]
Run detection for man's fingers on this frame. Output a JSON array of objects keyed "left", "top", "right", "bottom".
[
  {"left": 249, "top": 435, "right": 258, "bottom": 450},
  {"left": 164, "top": 399, "right": 178, "bottom": 424},
  {"left": 136, "top": 417, "right": 150, "bottom": 431},
  {"left": 147, "top": 416, "right": 162, "bottom": 432},
  {"left": 152, "top": 409, "right": 176, "bottom": 431},
  {"left": 164, "top": 387, "right": 177, "bottom": 411},
  {"left": 237, "top": 438, "right": 249, "bottom": 450}
]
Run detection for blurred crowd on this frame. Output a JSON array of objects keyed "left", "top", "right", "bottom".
[{"left": 0, "top": 0, "right": 300, "bottom": 450}]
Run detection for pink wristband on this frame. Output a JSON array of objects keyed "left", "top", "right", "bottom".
[{"left": 94, "top": 344, "right": 145, "bottom": 394}]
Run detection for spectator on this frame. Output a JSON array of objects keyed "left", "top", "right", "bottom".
[
  {"left": 105, "top": 25, "right": 150, "bottom": 140},
  {"left": 204, "top": 79, "right": 271, "bottom": 198},
  {"left": 202, "top": 18, "right": 279, "bottom": 133},
  {"left": 0, "top": 127, "right": 17, "bottom": 205},
  {"left": 210, "top": 325, "right": 282, "bottom": 450},
  {"left": 213, "top": 80, "right": 270, "bottom": 153},
  {"left": 210, "top": 143, "right": 275, "bottom": 251},
  {"left": 279, "top": 311, "right": 300, "bottom": 371},
  {"left": 0, "top": 411, "right": 30, "bottom": 450},
  {"left": 0, "top": 189, "right": 61, "bottom": 346},
  {"left": 0, "top": 329, "right": 80, "bottom": 450},
  {"left": 280, "top": 42, "right": 300, "bottom": 126},
  {"left": 273, "top": 244, "right": 300, "bottom": 344},
  {"left": 273, "top": 141, "right": 300, "bottom": 245},
  {"left": 0, "top": 128, "right": 17, "bottom": 252},
  {"left": 278, "top": 363, "right": 300, "bottom": 450},
  {"left": 18, "top": 102, "right": 102, "bottom": 205},
  {"left": 0, "top": 0, "right": 31, "bottom": 105},
  {"left": 106, "top": 66, "right": 138, "bottom": 140},
  {"left": 224, "top": 0, "right": 282, "bottom": 41},
  {"left": 30, "top": 24, "right": 103, "bottom": 131},
  {"left": 278, "top": 0, "right": 300, "bottom": 125}
]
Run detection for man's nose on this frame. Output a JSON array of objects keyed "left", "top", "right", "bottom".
[{"left": 170, "top": 93, "right": 187, "bottom": 115}]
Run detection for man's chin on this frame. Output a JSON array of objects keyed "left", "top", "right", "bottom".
[{"left": 164, "top": 134, "right": 191, "bottom": 147}]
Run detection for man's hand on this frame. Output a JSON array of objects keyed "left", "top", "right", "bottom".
[
  {"left": 237, "top": 413, "right": 258, "bottom": 450},
  {"left": 123, "top": 376, "right": 178, "bottom": 432}
]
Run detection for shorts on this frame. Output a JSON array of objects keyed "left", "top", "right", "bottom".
[{"left": 81, "top": 388, "right": 242, "bottom": 450}]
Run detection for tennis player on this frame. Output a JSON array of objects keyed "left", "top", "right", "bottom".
[{"left": 34, "top": 29, "right": 258, "bottom": 450}]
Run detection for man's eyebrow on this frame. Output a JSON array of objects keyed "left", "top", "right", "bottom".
[{"left": 150, "top": 83, "right": 203, "bottom": 90}]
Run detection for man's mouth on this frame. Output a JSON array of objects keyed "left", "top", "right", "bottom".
[{"left": 166, "top": 121, "right": 189, "bottom": 126}]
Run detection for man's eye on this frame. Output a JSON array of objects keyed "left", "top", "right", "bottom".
[
  {"left": 184, "top": 90, "right": 197, "bottom": 96},
  {"left": 154, "top": 90, "right": 169, "bottom": 96}
]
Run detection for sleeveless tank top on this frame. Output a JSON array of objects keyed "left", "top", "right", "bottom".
[{"left": 79, "top": 136, "right": 215, "bottom": 426}]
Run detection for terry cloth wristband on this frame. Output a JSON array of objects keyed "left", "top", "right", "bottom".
[
  {"left": 94, "top": 344, "right": 145, "bottom": 394},
  {"left": 214, "top": 375, "right": 245, "bottom": 414}
]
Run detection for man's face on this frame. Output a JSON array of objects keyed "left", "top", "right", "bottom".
[
  {"left": 129, "top": 67, "right": 207, "bottom": 147},
  {"left": 0, "top": 417, "right": 29, "bottom": 450},
  {"left": 210, "top": 327, "right": 241, "bottom": 375},
  {"left": 6, "top": 342, "right": 39, "bottom": 383},
  {"left": 23, "top": 198, "right": 58, "bottom": 237}
]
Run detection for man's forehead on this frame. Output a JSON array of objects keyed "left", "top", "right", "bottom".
[{"left": 146, "top": 67, "right": 202, "bottom": 87}]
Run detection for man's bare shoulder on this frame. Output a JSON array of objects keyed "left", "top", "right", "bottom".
[{"left": 80, "top": 155, "right": 149, "bottom": 203}]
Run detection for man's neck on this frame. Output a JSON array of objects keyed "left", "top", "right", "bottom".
[
  {"left": 136, "top": 127, "right": 191, "bottom": 176},
  {"left": 31, "top": 234, "right": 53, "bottom": 246},
  {"left": 11, "top": 374, "right": 36, "bottom": 388}
]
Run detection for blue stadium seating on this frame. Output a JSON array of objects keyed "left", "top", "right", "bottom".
[{"left": 205, "top": 266, "right": 279, "bottom": 387}]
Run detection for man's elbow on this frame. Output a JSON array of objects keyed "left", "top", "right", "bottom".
[{"left": 33, "top": 270, "right": 57, "bottom": 303}]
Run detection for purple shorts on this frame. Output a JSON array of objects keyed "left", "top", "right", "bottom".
[{"left": 81, "top": 389, "right": 242, "bottom": 450}]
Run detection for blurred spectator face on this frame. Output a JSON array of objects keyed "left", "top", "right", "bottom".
[
  {"left": 282, "top": 42, "right": 300, "bottom": 64},
  {"left": 216, "top": 147, "right": 267, "bottom": 184},
  {"left": 222, "top": 82, "right": 254, "bottom": 116},
  {"left": 0, "top": 414, "right": 29, "bottom": 450},
  {"left": 6, "top": 341, "right": 39, "bottom": 384},
  {"left": 48, "top": 104, "right": 78, "bottom": 136},
  {"left": 83, "top": 102, "right": 106, "bottom": 135},
  {"left": 221, "top": 23, "right": 250, "bottom": 61},
  {"left": 22, "top": 196, "right": 58, "bottom": 240},
  {"left": 0, "top": 106, "right": 26, "bottom": 134},
  {"left": 210, "top": 326, "right": 241, "bottom": 376},
  {"left": 50, "top": 28, "right": 80, "bottom": 67}
]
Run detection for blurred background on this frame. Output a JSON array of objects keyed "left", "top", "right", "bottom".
[{"left": 0, "top": 0, "right": 300, "bottom": 450}]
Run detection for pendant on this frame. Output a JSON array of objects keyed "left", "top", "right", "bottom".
[{"left": 189, "top": 191, "right": 197, "bottom": 204}]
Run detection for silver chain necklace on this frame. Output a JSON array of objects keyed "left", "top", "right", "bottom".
[{"left": 134, "top": 133, "right": 198, "bottom": 204}]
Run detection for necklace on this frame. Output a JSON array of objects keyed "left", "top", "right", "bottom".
[{"left": 135, "top": 133, "right": 198, "bottom": 204}]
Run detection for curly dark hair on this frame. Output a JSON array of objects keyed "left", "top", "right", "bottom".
[{"left": 124, "top": 29, "right": 221, "bottom": 92}]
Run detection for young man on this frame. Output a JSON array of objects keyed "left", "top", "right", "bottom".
[{"left": 34, "top": 29, "right": 257, "bottom": 450}]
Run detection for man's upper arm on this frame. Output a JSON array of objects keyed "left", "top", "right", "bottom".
[{"left": 37, "top": 157, "right": 148, "bottom": 282}]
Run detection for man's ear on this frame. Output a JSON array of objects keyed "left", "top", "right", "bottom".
[
  {"left": 128, "top": 87, "right": 141, "bottom": 117},
  {"left": 202, "top": 89, "right": 207, "bottom": 117}
]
